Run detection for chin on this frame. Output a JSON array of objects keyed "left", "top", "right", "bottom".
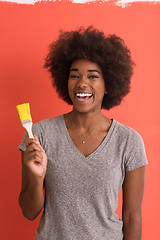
[{"left": 73, "top": 104, "right": 101, "bottom": 115}]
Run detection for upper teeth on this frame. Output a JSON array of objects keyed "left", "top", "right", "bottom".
[{"left": 76, "top": 93, "right": 92, "bottom": 97}]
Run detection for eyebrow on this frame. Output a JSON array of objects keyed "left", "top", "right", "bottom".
[{"left": 70, "top": 69, "right": 101, "bottom": 74}]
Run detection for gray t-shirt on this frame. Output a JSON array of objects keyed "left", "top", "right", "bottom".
[{"left": 18, "top": 114, "right": 148, "bottom": 240}]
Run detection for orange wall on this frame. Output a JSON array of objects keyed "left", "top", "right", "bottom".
[{"left": 0, "top": 2, "right": 160, "bottom": 239}]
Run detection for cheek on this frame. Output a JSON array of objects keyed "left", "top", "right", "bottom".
[
  {"left": 94, "top": 81, "right": 106, "bottom": 94},
  {"left": 100, "top": 80, "right": 106, "bottom": 95}
]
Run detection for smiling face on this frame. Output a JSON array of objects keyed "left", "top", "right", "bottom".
[{"left": 68, "top": 58, "right": 107, "bottom": 114}]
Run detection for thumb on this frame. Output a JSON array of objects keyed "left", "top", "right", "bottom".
[
  {"left": 33, "top": 134, "right": 44, "bottom": 152},
  {"left": 33, "top": 134, "right": 45, "bottom": 152},
  {"left": 33, "top": 134, "right": 39, "bottom": 143},
  {"left": 24, "top": 134, "right": 40, "bottom": 148}
]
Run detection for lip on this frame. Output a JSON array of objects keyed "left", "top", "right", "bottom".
[
  {"left": 74, "top": 93, "right": 93, "bottom": 103},
  {"left": 75, "top": 91, "right": 93, "bottom": 95}
]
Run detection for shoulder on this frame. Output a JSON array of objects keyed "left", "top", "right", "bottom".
[
  {"left": 32, "top": 114, "right": 64, "bottom": 132},
  {"left": 113, "top": 120, "right": 148, "bottom": 171},
  {"left": 31, "top": 114, "right": 64, "bottom": 150},
  {"left": 113, "top": 119, "right": 146, "bottom": 157},
  {"left": 114, "top": 119, "right": 143, "bottom": 143}
]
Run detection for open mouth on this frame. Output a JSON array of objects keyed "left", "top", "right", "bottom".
[{"left": 75, "top": 93, "right": 93, "bottom": 102}]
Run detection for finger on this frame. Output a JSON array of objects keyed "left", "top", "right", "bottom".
[
  {"left": 26, "top": 142, "right": 42, "bottom": 152},
  {"left": 24, "top": 138, "right": 36, "bottom": 148},
  {"left": 33, "top": 153, "right": 43, "bottom": 164},
  {"left": 24, "top": 134, "right": 40, "bottom": 148},
  {"left": 24, "top": 151, "right": 43, "bottom": 163}
]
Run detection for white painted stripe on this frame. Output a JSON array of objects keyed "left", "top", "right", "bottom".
[
  {"left": 0, "top": 0, "right": 160, "bottom": 7},
  {"left": 72, "top": 0, "right": 98, "bottom": 2},
  {"left": 0, "top": 0, "right": 35, "bottom": 4},
  {"left": 116, "top": 0, "right": 160, "bottom": 7},
  {"left": 0, "top": 0, "right": 48, "bottom": 4}
]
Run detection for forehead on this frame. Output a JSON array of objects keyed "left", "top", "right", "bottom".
[{"left": 70, "top": 59, "right": 102, "bottom": 72}]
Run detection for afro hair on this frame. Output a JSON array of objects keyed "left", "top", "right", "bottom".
[{"left": 44, "top": 26, "right": 135, "bottom": 110}]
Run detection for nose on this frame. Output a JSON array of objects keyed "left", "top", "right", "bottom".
[{"left": 76, "top": 76, "right": 88, "bottom": 88}]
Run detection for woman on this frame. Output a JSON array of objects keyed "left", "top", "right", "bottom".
[{"left": 18, "top": 26, "right": 148, "bottom": 240}]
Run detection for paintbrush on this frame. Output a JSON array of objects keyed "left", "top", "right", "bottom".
[{"left": 16, "top": 103, "right": 34, "bottom": 139}]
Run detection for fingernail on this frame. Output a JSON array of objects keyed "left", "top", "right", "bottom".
[{"left": 35, "top": 141, "right": 39, "bottom": 144}]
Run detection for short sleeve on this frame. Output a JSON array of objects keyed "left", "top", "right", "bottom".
[
  {"left": 124, "top": 129, "right": 148, "bottom": 172},
  {"left": 18, "top": 121, "right": 44, "bottom": 152}
]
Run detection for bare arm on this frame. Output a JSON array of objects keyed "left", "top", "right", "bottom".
[
  {"left": 122, "top": 166, "right": 146, "bottom": 240},
  {"left": 19, "top": 134, "right": 47, "bottom": 220}
]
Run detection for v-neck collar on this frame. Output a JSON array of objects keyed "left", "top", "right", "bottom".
[{"left": 61, "top": 114, "right": 117, "bottom": 160}]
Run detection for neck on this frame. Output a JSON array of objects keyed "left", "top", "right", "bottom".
[{"left": 69, "top": 109, "right": 105, "bottom": 131}]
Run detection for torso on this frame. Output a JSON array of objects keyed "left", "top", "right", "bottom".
[{"left": 64, "top": 113, "right": 112, "bottom": 157}]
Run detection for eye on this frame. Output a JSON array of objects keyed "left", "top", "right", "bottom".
[
  {"left": 70, "top": 74, "right": 79, "bottom": 79},
  {"left": 88, "top": 75, "right": 99, "bottom": 79}
]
